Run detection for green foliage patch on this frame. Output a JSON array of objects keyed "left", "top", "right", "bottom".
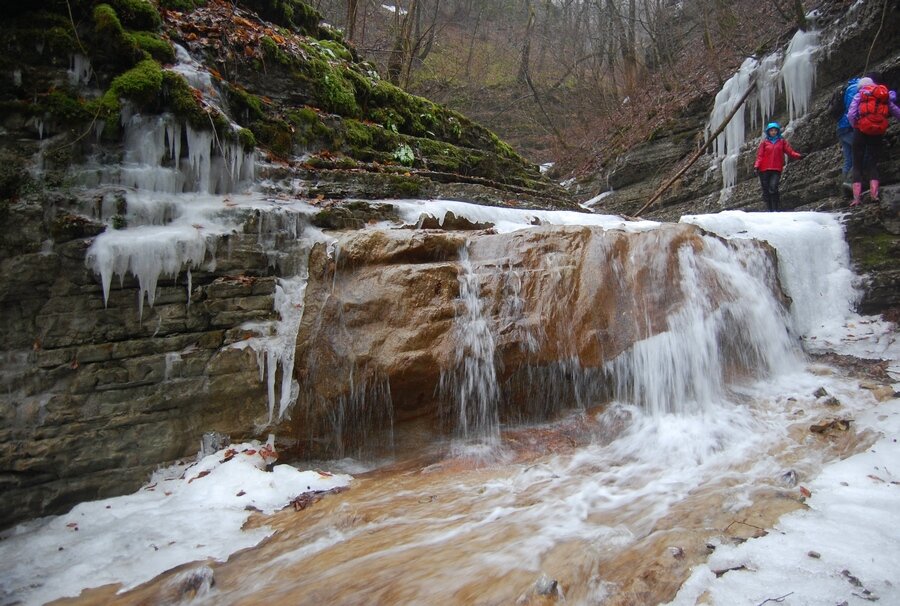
[{"left": 129, "top": 31, "right": 175, "bottom": 64}]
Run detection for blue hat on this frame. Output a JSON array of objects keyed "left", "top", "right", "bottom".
[{"left": 765, "top": 122, "right": 781, "bottom": 132}]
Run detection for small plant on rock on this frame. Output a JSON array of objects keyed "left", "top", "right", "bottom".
[{"left": 393, "top": 143, "right": 414, "bottom": 167}]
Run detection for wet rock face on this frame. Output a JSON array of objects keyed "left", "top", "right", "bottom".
[
  {"left": 286, "top": 223, "right": 782, "bottom": 456},
  {"left": 0, "top": 196, "right": 277, "bottom": 528}
]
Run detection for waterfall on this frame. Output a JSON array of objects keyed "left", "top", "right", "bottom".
[
  {"left": 681, "top": 210, "right": 860, "bottom": 342},
  {"left": 606, "top": 234, "right": 799, "bottom": 414},
  {"left": 440, "top": 246, "right": 501, "bottom": 450}
]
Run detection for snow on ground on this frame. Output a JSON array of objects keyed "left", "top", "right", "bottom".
[
  {"left": 667, "top": 396, "right": 900, "bottom": 606},
  {"left": 386, "top": 198, "right": 659, "bottom": 234},
  {"left": 579, "top": 191, "right": 614, "bottom": 210},
  {"left": 0, "top": 441, "right": 351, "bottom": 606}
]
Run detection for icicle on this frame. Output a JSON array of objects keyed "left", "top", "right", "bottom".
[
  {"left": 231, "top": 272, "right": 310, "bottom": 424},
  {"left": 753, "top": 52, "right": 781, "bottom": 130},
  {"left": 68, "top": 54, "right": 93, "bottom": 86},
  {"left": 708, "top": 57, "right": 758, "bottom": 190},
  {"left": 12, "top": 69, "right": 22, "bottom": 87},
  {"left": 782, "top": 29, "right": 820, "bottom": 122}
]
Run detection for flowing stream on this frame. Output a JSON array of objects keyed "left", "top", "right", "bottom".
[{"left": 8, "top": 198, "right": 895, "bottom": 606}]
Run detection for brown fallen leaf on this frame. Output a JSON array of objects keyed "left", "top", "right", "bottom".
[{"left": 188, "top": 470, "right": 211, "bottom": 483}]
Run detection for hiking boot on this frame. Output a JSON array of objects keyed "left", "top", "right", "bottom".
[
  {"left": 850, "top": 182, "right": 862, "bottom": 207},
  {"left": 869, "top": 179, "right": 880, "bottom": 203}
]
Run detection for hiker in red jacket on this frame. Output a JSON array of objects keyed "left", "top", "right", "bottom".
[
  {"left": 754, "top": 122, "right": 802, "bottom": 212},
  {"left": 847, "top": 76, "right": 900, "bottom": 206}
]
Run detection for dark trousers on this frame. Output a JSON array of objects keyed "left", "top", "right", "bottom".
[
  {"left": 759, "top": 170, "right": 781, "bottom": 212},
  {"left": 851, "top": 130, "right": 884, "bottom": 183}
]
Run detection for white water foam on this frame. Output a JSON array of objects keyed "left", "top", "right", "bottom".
[{"left": 440, "top": 246, "right": 501, "bottom": 448}]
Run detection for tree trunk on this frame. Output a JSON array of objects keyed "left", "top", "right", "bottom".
[
  {"left": 517, "top": 0, "right": 535, "bottom": 85},
  {"left": 346, "top": 0, "right": 360, "bottom": 41}
]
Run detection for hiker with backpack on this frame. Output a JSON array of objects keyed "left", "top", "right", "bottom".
[
  {"left": 847, "top": 76, "right": 900, "bottom": 206},
  {"left": 754, "top": 122, "right": 802, "bottom": 212},
  {"left": 830, "top": 76, "right": 861, "bottom": 181}
]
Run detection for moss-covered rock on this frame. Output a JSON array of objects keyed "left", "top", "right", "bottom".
[
  {"left": 105, "top": 0, "right": 161, "bottom": 31},
  {"left": 0, "top": 151, "right": 27, "bottom": 201},
  {"left": 237, "top": 128, "right": 257, "bottom": 151},
  {"left": 128, "top": 31, "right": 175, "bottom": 64},
  {"left": 238, "top": 0, "right": 322, "bottom": 36},
  {"left": 107, "top": 57, "right": 164, "bottom": 104},
  {"left": 161, "top": 71, "right": 229, "bottom": 134},
  {"left": 227, "top": 85, "right": 267, "bottom": 123},
  {"left": 92, "top": 4, "right": 144, "bottom": 70}
]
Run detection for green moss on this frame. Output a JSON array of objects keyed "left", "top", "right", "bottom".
[
  {"left": 128, "top": 31, "right": 175, "bottom": 63},
  {"left": 106, "top": 0, "right": 161, "bottom": 30},
  {"left": 227, "top": 85, "right": 266, "bottom": 122},
  {"left": 260, "top": 35, "right": 293, "bottom": 67},
  {"left": 857, "top": 233, "right": 897, "bottom": 270},
  {"left": 285, "top": 107, "right": 336, "bottom": 148},
  {"left": 342, "top": 119, "right": 373, "bottom": 149},
  {"left": 92, "top": 4, "right": 144, "bottom": 69},
  {"left": 3, "top": 23, "right": 78, "bottom": 62},
  {"left": 44, "top": 91, "right": 95, "bottom": 122},
  {"left": 109, "top": 58, "right": 163, "bottom": 103},
  {"left": 392, "top": 176, "right": 422, "bottom": 197},
  {"left": 250, "top": 120, "right": 294, "bottom": 156},
  {"left": 162, "top": 71, "right": 231, "bottom": 134},
  {"left": 0, "top": 151, "right": 26, "bottom": 200},
  {"left": 241, "top": 0, "right": 322, "bottom": 35},
  {"left": 313, "top": 40, "right": 353, "bottom": 62},
  {"left": 237, "top": 128, "right": 257, "bottom": 151},
  {"left": 94, "top": 4, "right": 126, "bottom": 37},
  {"left": 296, "top": 59, "right": 358, "bottom": 117}
]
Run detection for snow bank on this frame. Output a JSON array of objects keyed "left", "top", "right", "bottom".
[
  {"left": 667, "top": 397, "right": 900, "bottom": 606},
  {"left": 387, "top": 199, "right": 659, "bottom": 234},
  {"left": 0, "top": 442, "right": 351, "bottom": 606}
]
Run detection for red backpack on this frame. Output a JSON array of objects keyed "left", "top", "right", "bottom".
[{"left": 857, "top": 84, "right": 890, "bottom": 135}]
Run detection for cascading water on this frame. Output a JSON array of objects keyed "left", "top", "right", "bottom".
[
  {"left": 8, "top": 195, "right": 899, "bottom": 605},
  {"left": 607, "top": 234, "right": 799, "bottom": 414},
  {"left": 440, "top": 246, "right": 501, "bottom": 450}
]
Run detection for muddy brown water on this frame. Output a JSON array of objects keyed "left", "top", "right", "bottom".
[{"left": 55, "top": 390, "right": 874, "bottom": 606}]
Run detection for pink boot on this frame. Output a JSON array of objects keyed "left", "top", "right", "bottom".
[
  {"left": 850, "top": 182, "right": 862, "bottom": 207},
  {"left": 869, "top": 179, "right": 880, "bottom": 203}
]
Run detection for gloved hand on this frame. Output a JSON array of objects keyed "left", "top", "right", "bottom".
[{"left": 754, "top": 167, "right": 760, "bottom": 176}]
